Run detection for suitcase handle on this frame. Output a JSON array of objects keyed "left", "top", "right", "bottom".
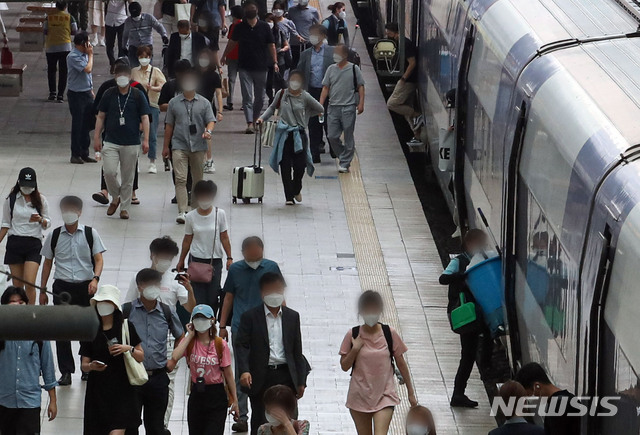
[{"left": 254, "top": 124, "right": 262, "bottom": 167}]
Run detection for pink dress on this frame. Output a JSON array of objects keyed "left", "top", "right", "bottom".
[{"left": 339, "top": 326, "right": 408, "bottom": 413}]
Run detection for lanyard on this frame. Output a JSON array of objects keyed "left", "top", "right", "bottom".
[
  {"left": 117, "top": 87, "right": 132, "bottom": 118},
  {"left": 183, "top": 99, "right": 195, "bottom": 123}
]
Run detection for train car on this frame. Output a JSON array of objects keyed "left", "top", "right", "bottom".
[{"left": 362, "top": 0, "right": 640, "bottom": 431}]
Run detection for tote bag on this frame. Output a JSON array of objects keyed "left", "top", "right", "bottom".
[
  {"left": 261, "top": 90, "right": 286, "bottom": 148},
  {"left": 122, "top": 320, "right": 149, "bottom": 386}
]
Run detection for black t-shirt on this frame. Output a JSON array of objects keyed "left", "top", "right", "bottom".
[
  {"left": 231, "top": 19, "right": 275, "bottom": 71},
  {"left": 158, "top": 79, "right": 181, "bottom": 107},
  {"left": 403, "top": 37, "right": 418, "bottom": 83},
  {"left": 544, "top": 390, "right": 581, "bottom": 435},
  {"left": 79, "top": 321, "right": 141, "bottom": 369},
  {"left": 198, "top": 69, "right": 222, "bottom": 113},
  {"left": 161, "top": 0, "right": 180, "bottom": 16},
  {"left": 98, "top": 86, "right": 152, "bottom": 145},
  {"left": 94, "top": 79, "right": 149, "bottom": 113}
]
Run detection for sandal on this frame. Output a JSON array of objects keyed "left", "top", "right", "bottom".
[
  {"left": 92, "top": 191, "right": 109, "bottom": 205},
  {"left": 131, "top": 197, "right": 140, "bottom": 205}
]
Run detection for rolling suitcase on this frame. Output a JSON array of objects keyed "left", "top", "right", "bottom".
[{"left": 232, "top": 128, "right": 265, "bottom": 204}]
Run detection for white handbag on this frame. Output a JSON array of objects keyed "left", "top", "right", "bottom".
[{"left": 122, "top": 320, "right": 148, "bottom": 386}]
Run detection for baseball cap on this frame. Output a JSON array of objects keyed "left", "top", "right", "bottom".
[
  {"left": 18, "top": 167, "right": 37, "bottom": 188},
  {"left": 191, "top": 304, "right": 215, "bottom": 320}
]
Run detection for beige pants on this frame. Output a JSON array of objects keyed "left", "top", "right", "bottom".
[
  {"left": 387, "top": 79, "right": 418, "bottom": 125},
  {"left": 173, "top": 149, "right": 205, "bottom": 213},
  {"left": 102, "top": 142, "right": 140, "bottom": 212}
]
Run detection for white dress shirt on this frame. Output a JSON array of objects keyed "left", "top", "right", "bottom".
[
  {"left": 264, "top": 304, "right": 286, "bottom": 365},
  {"left": 180, "top": 33, "right": 193, "bottom": 63}
]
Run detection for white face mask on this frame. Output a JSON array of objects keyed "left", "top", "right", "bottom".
[
  {"left": 138, "top": 57, "right": 151, "bottom": 67},
  {"left": 132, "top": 15, "right": 141, "bottom": 21},
  {"left": 332, "top": 53, "right": 344, "bottom": 63},
  {"left": 289, "top": 80, "right": 302, "bottom": 91},
  {"left": 182, "top": 80, "right": 197, "bottom": 92},
  {"left": 268, "top": 22, "right": 274, "bottom": 29},
  {"left": 193, "top": 317, "right": 212, "bottom": 333},
  {"left": 97, "top": 302, "right": 115, "bottom": 317},
  {"left": 198, "top": 200, "right": 214, "bottom": 210},
  {"left": 264, "top": 293, "right": 284, "bottom": 308},
  {"left": 338, "top": 10, "right": 346, "bottom": 19},
  {"left": 309, "top": 35, "right": 320, "bottom": 45},
  {"left": 272, "top": 9, "right": 284, "bottom": 17},
  {"left": 406, "top": 424, "right": 430, "bottom": 435},
  {"left": 20, "top": 186, "right": 35, "bottom": 195},
  {"left": 362, "top": 313, "right": 380, "bottom": 327},
  {"left": 155, "top": 258, "right": 172, "bottom": 273},
  {"left": 265, "top": 412, "right": 280, "bottom": 426},
  {"left": 179, "top": 32, "right": 190, "bottom": 39},
  {"left": 62, "top": 211, "right": 79, "bottom": 225},
  {"left": 246, "top": 260, "right": 261, "bottom": 269},
  {"left": 116, "top": 75, "right": 130, "bottom": 88},
  {"left": 198, "top": 57, "right": 210, "bottom": 68},
  {"left": 142, "top": 285, "right": 161, "bottom": 301}
]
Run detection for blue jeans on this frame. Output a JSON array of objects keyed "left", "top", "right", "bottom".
[
  {"left": 149, "top": 106, "right": 160, "bottom": 161},
  {"left": 67, "top": 90, "right": 94, "bottom": 158}
]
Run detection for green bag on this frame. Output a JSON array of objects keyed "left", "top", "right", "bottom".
[{"left": 450, "top": 293, "right": 477, "bottom": 333}]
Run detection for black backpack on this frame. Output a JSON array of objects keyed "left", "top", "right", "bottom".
[
  {"left": 50, "top": 226, "right": 96, "bottom": 269},
  {"left": 350, "top": 323, "right": 395, "bottom": 374}
]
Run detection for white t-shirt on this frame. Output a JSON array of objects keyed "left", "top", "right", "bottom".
[
  {"left": 184, "top": 207, "right": 228, "bottom": 259},
  {"left": 124, "top": 270, "right": 190, "bottom": 307}
]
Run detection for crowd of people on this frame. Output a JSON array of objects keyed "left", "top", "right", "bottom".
[{"left": 0, "top": 0, "right": 584, "bottom": 434}]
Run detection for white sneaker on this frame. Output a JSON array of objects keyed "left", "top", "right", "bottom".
[
  {"left": 294, "top": 193, "right": 302, "bottom": 203},
  {"left": 285, "top": 200, "right": 295, "bottom": 205},
  {"left": 148, "top": 163, "right": 157, "bottom": 174},
  {"left": 203, "top": 160, "right": 216, "bottom": 174},
  {"left": 338, "top": 166, "right": 349, "bottom": 173},
  {"left": 176, "top": 213, "right": 186, "bottom": 224}
]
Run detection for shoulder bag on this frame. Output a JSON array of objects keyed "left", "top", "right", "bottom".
[
  {"left": 187, "top": 208, "right": 219, "bottom": 283},
  {"left": 122, "top": 319, "right": 149, "bottom": 386}
]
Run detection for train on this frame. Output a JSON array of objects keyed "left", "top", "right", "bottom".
[{"left": 357, "top": 0, "right": 640, "bottom": 432}]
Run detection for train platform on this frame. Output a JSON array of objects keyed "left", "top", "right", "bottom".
[{"left": 0, "top": 1, "right": 496, "bottom": 433}]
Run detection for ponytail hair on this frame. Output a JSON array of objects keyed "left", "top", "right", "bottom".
[{"left": 328, "top": 2, "right": 345, "bottom": 12}]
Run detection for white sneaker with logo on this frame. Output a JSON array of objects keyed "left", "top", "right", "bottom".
[
  {"left": 148, "top": 163, "right": 157, "bottom": 174},
  {"left": 203, "top": 160, "right": 216, "bottom": 174}
]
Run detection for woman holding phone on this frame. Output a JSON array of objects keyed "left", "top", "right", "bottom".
[
  {"left": 0, "top": 167, "right": 50, "bottom": 305},
  {"left": 80, "top": 285, "right": 145, "bottom": 435}
]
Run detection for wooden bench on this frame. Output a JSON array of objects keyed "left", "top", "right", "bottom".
[
  {"left": 26, "top": 5, "right": 56, "bottom": 14},
  {"left": 0, "top": 64, "right": 28, "bottom": 97},
  {"left": 19, "top": 16, "right": 47, "bottom": 24}
]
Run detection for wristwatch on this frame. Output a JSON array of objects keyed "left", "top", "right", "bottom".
[{"left": 93, "top": 275, "right": 100, "bottom": 282}]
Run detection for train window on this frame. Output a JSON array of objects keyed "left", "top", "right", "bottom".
[{"left": 422, "top": 13, "right": 454, "bottom": 102}]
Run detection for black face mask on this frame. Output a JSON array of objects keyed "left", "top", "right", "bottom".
[{"left": 244, "top": 10, "right": 257, "bottom": 19}]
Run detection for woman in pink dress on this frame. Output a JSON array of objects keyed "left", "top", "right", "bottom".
[{"left": 340, "top": 290, "right": 418, "bottom": 434}]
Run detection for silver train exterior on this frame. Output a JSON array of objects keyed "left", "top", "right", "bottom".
[{"left": 394, "top": 0, "right": 640, "bottom": 430}]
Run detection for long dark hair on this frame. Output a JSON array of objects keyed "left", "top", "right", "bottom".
[
  {"left": 9, "top": 180, "right": 44, "bottom": 216},
  {"left": 0, "top": 286, "right": 30, "bottom": 352}
]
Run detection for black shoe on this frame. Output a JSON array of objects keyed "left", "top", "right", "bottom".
[
  {"left": 56, "top": 95, "right": 64, "bottom": 103},
  {"left": 450, "top": 394, "right": 478, "bottom": 408},
  {"left": 58, "top": 373, "right": 72, "bottom": 386},
  {"left": 70, "top": 156, "right": 84, "bottom": 164},
  {"left": 171, "top": 196, "right": 177, "bottom": 204},
  {"left": 312, "top": 156, "right": 321, "bottom": 164},
  {"left": 329, "top": 148, "right": 337, "bottom": 158},
  {"left": 231, "top": 420, "right": 248, "bottom": 432},
  {"left": 223, "top": 104, "right": 233, "bottom": 111},
  {"left": 81, "top": 372, "right": 89, "bottom": 381},
  {"left": 81, "top": 156, "right": 98, "bottom": 163},
  {"left": 162, "top": 429, "right": 171, "bottom": 435},
  {"left": 48, "top": 93, "right": 56, "bottom": 101}
]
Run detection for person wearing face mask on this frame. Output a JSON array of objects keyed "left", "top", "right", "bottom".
[
  {"left": 0, "top": 167, "right": 51, "bottom": 306},
  {"left": 322, "top": 2, "right": 348, "bottom": 46},
  {"left": 94, "top": 63, "right": 151, "bottom": 220},
  {"left": 218, "top": 236, "right": 282, "bottom": 433},
  {"left": 286, "top": 0, "right": 319, "bottom": 68},
  {"left": 132, "top": 45, "right": 167, "bottom": 174},
  {"left": 195, "top": 48, "right": 224, "bottom": 174},
  {"left": 188, "top": 0, "right": 227, "bottom": 54},
  {"left": 319, "top": 43, "right": 365, "bottom": 173},
  {"left": 122, "top": 1, "right": 168, "bottom": 67},
  {"left": 405, "top": 405, "right": 436, "bottom": 435},
  {"left": 121, "top": 269, "right": 184, "bottom": 435},
  {"left": 258, "top": 385, "right": 309, "bottom": 435},
  {"left": 264, "top": 12, "right": 290, "bottom": 105},
  {"left": 39, "top": 195, "right": 106, "bottom": 386},
  {"left": 235, "top": 272, "right": 311, "bottom": 435},
  {"left": 162, "top": 68, "right": 216, "bottom": 223},
  {"left": 257, "top": 70, "right": 323, "bottom": 205},
  {"left": 172, "top": 304, "right": 240, "bottom": 434},
  {"left": 81, "top": 284, "right": 145, "bottom": 435},
  {"left": 296, "top": 24, "right": 334, "bottom": 162},
  {"left": 340, "top": 290, "right": 417, "bottom": 435},
  {"left": 271, "top": 0, "right": 302, "bottom": 49},
  {"left": 177, "top": 180, "right": 232, "bottom": 312},
  {"left": 166, "top": 19, "right": 209, "bottom": 78},
  {"left": 439, "top": 229, "right": 493, "bottom": 408},
  {"left": 0, "top": 287, "right": 58, "bottom": 435}
]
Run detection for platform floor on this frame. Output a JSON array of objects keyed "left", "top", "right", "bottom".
[{"left": 0, "top": 1, "right": 496, "bottom": 433}]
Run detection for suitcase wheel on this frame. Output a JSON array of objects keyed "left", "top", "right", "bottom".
[
  {"left": 232, "top": 197, "right": 237, "bottom": 204},
  {"left": 258, "top": 197, "right": 263, "bottom": 204},
  {"left": 242, "top": 198, "right": 251, "bottom": 204}
]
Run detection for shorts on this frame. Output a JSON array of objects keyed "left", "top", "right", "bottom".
[
  {"left": 4, "top": 235, "right": 42, "bottom": 265},
  {"left": 0, "top": 405, "right": 41, "bottom": 434}
]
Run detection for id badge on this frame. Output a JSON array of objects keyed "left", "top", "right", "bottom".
[
  {"left": 119, "top": 116, "right": 126, "bottom": 126},
  {"left": 189, "top": 124, "right": 197, "bottom": 135}
]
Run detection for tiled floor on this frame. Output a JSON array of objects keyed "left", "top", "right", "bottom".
[{"left": 0, "top": 1, "right": 496, "bottom": 434}]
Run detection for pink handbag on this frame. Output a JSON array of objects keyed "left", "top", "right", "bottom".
[{"left": 187, "top": 208, "right": 218, "bottom": 283}]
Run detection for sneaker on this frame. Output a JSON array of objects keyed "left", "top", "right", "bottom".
[
  {"left": 176, "top": 213, "right": 186, "bottom": 224},
  {"left": 450, "top": 395, "right": 478, "bottom": 408},
  {"left": 245, "top": 124, "right": 255, "bottom": 134},
  {"left": 56, "top": 95, "right": 64, "bottom": 103},
  {"left": 148, "top": 163, "right": 157, "bottom": 174},
  {"left": 312, "top": 156, "right": 321, "bottom": 164},
  {"left": 48, "top": 93, "right": 56, "bottom": 101},
  {"left": 70, "top": 156, "right": 84, "bottom": 164},
  {"left": 231, "top": 421, "right": 248, "bottom": 432},
  {"left": 81, "top": 155, "right": 98, "bottom": 163},
  {"left": 58, "top": 373, "right": 72, "bottom": 386},
  {"left": 412, "top": 114, "right": 425, "bottom": 129},
  {"left": 285, "top": 200, "right": 295, "bottom": 205},
  {"left": 223, "top": 104, "right": 233, "bottom": 111},
  {"left": 294, "top": 193, "right": 302, "bottom": 203},
  {"left": 338, "top": 166, "right": 349, "bottom": 173},
  {"left": 203, "top": 160, "right": 216, "bottom": 174}
]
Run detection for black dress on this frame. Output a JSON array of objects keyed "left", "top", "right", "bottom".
[{"left": 80, "top": 321, "right": 142, "bottom": 435}]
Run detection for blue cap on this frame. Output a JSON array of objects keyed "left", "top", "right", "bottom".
[{"left": 191, "top": 304, "right": 215, "bottom": 320}]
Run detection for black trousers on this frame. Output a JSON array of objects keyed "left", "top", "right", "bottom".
[
  {"left": 105, "top": 24, "right": 125, "bottom": 66},
  {"left": 68, "top": 90, "right": 94, "bottom": 158},
  {"left": 188, "top": 383, "right": 228, "bottom": 435},
  {"left": 100, "top": 164, "right": 139, "bottom": 191},
  {"left": 68, "top": 0, "right": 88, "bottom": 30},
  {"left": 46, "top": 51, "right": 69, "bottom": 96},
  {"left": 249, "top": 366, "right": 296, "bottom": 435},
  {"left": 53, "top": 279, "right": 92, "bottom": 375},
  {"left": 127, "top": 371, "right": 170, "bottom": 435},
  {"left": 290, "top": 43, "right": 309, "bottom": 69},
  {"left": 0, "top": 406, "right": 40, "bottom": 435},
  {"left": 453, "top": 329, "right": 493, "bottom": 396},
  {"left": 279, "top": 133, "right": 307, "bottom": 201},
  {"left": 266, "top": 66, "right": 286, "bottom": 104},
  {"left": 307, "top": 86, "right": 328, "bottom": 158}
]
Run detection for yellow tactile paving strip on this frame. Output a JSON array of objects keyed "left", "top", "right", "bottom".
[{"left": 339, "top": 157, "right": 410, "bottom": 433}]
